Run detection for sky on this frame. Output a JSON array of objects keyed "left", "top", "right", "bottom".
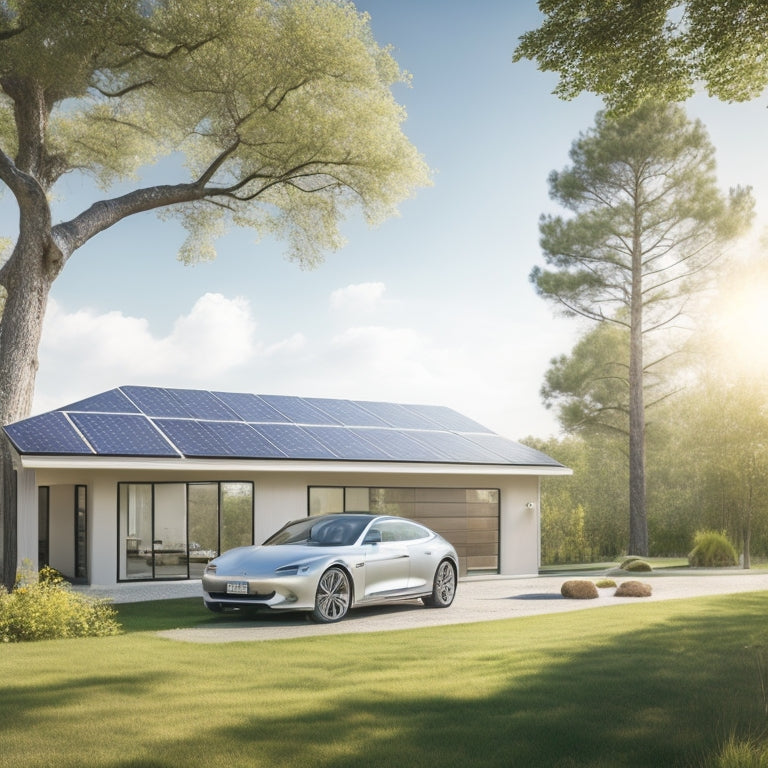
[{"left": 5, "top": 1, "right": 768, "bottom": 441}]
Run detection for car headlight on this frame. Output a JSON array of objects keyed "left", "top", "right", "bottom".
[
  {"left": 204, "top": 563, "right": 217, "bottom": 575},
  {"left": 274, "top": 564, "right": 311, "bottom": 576}
]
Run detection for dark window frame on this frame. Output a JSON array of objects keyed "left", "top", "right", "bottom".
[{"left": 116, "top": 480, "right": 254, "bottom": 583}]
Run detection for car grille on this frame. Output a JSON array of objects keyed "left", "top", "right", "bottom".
[{"left": 207, "top": 591, "right": 276, "bottom": 602}]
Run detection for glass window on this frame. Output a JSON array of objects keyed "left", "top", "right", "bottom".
[
  {"left": 375, "top": 520, "right": 430, "bottom": 542},
  {"left": 221, "top": 482, "right": 253, "bottom": 553},
  {"left": 153, "top": 484, "right": 187, "bottom": 579},
  {"left": 309, "top": 487, "right": 343, "bottom": 516},
  {"left": 118, "top": 481, "right": 253, "bottom": 582},
  {"left": 75, "top": 485, "right": 87, "bottom": 580},
  {"left": 119, "top": 484, "right": 153, "bottom": 580}
]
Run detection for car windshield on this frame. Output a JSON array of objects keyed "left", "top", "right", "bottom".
[{"left": 263, "top": 516, "right": 372, "bottom": 547}]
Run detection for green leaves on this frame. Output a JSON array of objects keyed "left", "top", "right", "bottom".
[
  {"left": 515, "top": 1, "right": 768, "bottom": 113},
  {"left": 0, "top": 0, "right": 431, "bottom": 265}
]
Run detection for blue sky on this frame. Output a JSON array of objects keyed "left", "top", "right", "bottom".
[{"left": 7, "top": 1, "right": 768, "bottom": 439}]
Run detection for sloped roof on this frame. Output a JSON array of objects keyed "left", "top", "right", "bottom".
[{"left": 3, "top": 386, "right": 564, "bottom": 468}]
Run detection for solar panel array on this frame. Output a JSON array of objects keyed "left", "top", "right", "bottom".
[{"left": 3, "top": 386, "right": 563, "bottom": 467}]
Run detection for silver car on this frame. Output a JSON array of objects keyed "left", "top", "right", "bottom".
[{"left": 202, "top": 513, "right": 458, "bottom": 623}]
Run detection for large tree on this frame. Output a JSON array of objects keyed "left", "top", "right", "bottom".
[
  {"left": 531, "top": 101, "right": 752, "bottom": 555},
  {"left": 0, "top": 0, "right": 430, "bottom": 587},
  {"left": 514, "top": 0, "right": 768, "bottom": 114}
]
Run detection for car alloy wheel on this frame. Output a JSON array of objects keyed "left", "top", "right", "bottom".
[
  {"left": 312, "top": 566, "right": 351, "bottom": 623},
  {"left": 424, "top": 560, "right": 456, "bottom": 608}
]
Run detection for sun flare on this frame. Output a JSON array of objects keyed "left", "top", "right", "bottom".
[{"left": 714, "top": 284, "right": 768, "bottom": 376}]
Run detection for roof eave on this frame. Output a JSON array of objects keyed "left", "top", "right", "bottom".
[{"left": 16, "top": 454, "right": 572, "bottom": 476}]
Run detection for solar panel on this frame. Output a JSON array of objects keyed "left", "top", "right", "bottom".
[
  {"left": 403, "top": 404, "right": 494, "bottom": 434},
  {"left": 258, "top": 395, "right": 342, "bottom": 425},
  {"left": 403, "top": 430, "right": 504, "bottom": 463},
  {"left": 212, "top": 392, "right": 288, "bottom": 423},
  {"left": 60, "top": 388, "right": 140, "bottom": 415},
  {"left": 3, "top": 385, "right": 563, "bottom": 468},
  {"left": 156, "top": 419, "right": 287, "bottom": 459},
  {"left": 302, "top": 426, "right": 394, "bottom": 460},
  {"left": 164, "top": 388, "right": 243, "bottom": 421},
  {"left": 465, "top": 433, "right": 563, "bottom": 466},
  {"left": 70, "top": 413, "right": 178, "bottom": 456},
  {"left": 354, "top": 401, "right": 444, "bottom": 430},
  {"left": 250, "top": 424, "right": 337, "bottom": 459},
  {"left": 350, "top": 428, "right": 447, "bottom": 462},
  {"left": 120, "top": 386, "right": 193, "bottom": 418},
  {"left": 4, "top": 412, "right": 92, "bottom": 455},
  {"left": 153, "top": 419, "right": 234, "bottom": 457},
  {"left": 304, "top": 398, "right": 392, "bottom": 428}
]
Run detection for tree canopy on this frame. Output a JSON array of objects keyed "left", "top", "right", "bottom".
[
  {"left": 0, "top": 0, "right": 430, "bottom": 267},
  {"left": 514, "top": 0, "right": 768, "bottom": 113}
]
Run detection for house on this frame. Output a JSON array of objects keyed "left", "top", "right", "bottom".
[{"left": 3, "top": 386, "right": 570, "bottom": 589}]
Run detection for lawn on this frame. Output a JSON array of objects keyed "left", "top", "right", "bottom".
[{"left": 2, "top": 592, "right": 768, "bottom": 768}]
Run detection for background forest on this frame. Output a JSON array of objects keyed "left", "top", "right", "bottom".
[{"left": 530, "top": 368, "right": 768, "bottom": 564}]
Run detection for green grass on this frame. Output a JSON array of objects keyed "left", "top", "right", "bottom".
[{"left": 2, "top": 593, "right": 768, "bottom": 767}]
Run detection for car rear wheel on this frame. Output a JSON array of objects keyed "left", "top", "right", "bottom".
[
  {"left": 423, "top": 560, "right": 456, "bottom": 608},
  {"left": 311, "top": 567, "right": 351, "bottom": 623}
]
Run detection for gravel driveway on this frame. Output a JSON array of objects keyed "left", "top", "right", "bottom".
[{"left": 157, "top": 569, "right": 768, "bottom": 644}]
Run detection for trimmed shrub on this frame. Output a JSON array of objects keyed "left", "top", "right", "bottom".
[
  {"left": 688, "top": 530, "right": 738, "bottom": 568},
  {"left": 615, "top": 580, "right": 652, "bottom": 598},
  {"left": 560, "top": 580, "right": 599, "bottom": 599},
  {"left": 619, "top": 556, "right": 642, "bottom": 568},
  {"left": 622, "top": 559, "right": 652, "bottom": 572},
  {"left": 0, "top": 565, "right": 121, "bottom": 643},
  {"left": 595, "top": 578, "right": 617, "bottom": 588}
]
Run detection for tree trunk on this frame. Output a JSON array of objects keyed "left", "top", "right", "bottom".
[
  {"left": 0, "top": 232, "right": 55, "bottom": 589},
  {"left": 628, "top": 206, "right": 648, "bottom": 556}
]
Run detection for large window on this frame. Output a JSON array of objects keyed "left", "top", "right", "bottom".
[
  {"left": 308, "top": 486, "right": 499, "bottom": 576},
  {"left": 118, "top": 481, "right": 253, "bottom": 581}
]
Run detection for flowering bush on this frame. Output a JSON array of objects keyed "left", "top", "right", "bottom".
[{"left": 0, "top": 563, "right": 121, "bottom": 642}]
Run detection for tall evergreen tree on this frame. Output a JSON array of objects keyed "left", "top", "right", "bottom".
[{"left": 531, "top": 102, "right": 752, "bottom": 555}]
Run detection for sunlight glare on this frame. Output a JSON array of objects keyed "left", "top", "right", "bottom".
[{"left": 715, "top": 284, "right": 768, "bottom": 377}]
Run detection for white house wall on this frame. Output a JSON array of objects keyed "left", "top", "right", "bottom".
[{"left": 27, "top": 465, "right": 544, "bottom": 587}]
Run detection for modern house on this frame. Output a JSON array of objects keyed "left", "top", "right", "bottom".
[{"left": 3, "top": 386, "right": 570, "bottom": 590}]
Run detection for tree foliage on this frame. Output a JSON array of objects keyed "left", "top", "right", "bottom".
[{"left": 514, "top": 0, "right": 768, "bottom": 114}]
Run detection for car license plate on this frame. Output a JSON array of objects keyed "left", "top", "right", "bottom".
[{"left": 226, "top": 581, "right": 248, "bottom": 595}]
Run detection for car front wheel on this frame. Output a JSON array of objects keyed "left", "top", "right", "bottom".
[
  {"left": 423, "top": 560, "right": 456, "bottom": 608},
  {"left": 311, "top": 567, "right": 351, "bottom": 623}
]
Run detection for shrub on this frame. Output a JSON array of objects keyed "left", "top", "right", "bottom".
[
  {"left": 622, "top": 559, "right": 652, "bottom": 572},
  {"left": 0, "top": 565, "right": 121, "bottom": 643},
  {"left": 688, "top": 530, "right": 738, "bottom": 568},
  {"left": 595, "top": 578, "right": 617, "bottom": 588},
  {"left": 560, "top": 580, "right": 599, "bottom": 599},
  {"left": 619, "top": 556, "right": 642, "bottom": 568},
  {"left": 701, "top": 734, "right": 768, "bottom": 767},
  {"left": 615, "top": 581, "right": 652, "bottom": 598}
]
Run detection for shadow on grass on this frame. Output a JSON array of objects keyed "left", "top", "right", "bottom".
[
  {"left": 5, "top": 593, "right": 768, "bottom": 768},
  {"left": 206, "top": 595, "right": 767, "bottom": 768}
]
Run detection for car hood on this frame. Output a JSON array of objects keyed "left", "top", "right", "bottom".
[{"left": 213, "top": 544, "right": 348, "bottom": 572}]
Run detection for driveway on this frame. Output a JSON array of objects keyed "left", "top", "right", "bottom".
[{"left": 157, "top": 569, "right": 768, "bottom": 643}]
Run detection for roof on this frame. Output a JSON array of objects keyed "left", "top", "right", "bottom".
[{"left": 3, "top": 385, "right": 565, "bottom": 468}]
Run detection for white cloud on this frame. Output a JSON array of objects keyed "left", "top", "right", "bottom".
[
  {"left": 33, "top": 294, "right": 259, "bottom": 413},
  {"left": 329, "top": 282, "right": 387, "bottom": 313},
  {"left": 31, "top": 290, "right": 565, "bottom": 439}
]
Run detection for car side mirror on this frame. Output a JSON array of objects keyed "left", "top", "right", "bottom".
[{"left": 363, "top": 530, "right": 382, "bottom": 545}]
